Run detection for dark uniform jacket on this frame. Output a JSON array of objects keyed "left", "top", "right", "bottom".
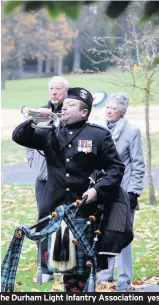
[{"left": 12, "top": 120, "right": 125, "bottom": 220}]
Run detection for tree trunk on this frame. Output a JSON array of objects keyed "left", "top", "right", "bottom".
[
  {"left": 1, "top": 66, "right": 6, "bottom": 90},
  {"left": 145, "top": 79, "right": 156, "bottom": 204},
  {"left": 53, "top": 57, "right": 57, "bottom": 75},
  {"left": 45, "top": 57, "right": 52, "bottom": 75},
  {"left": 17, "top": 53, "right": 23, "bottom": 79},
  {"left": 1, "top": 77, "right": 5, "bottom": 90},
  {"left": 57, "top": 56, "right": 63, "bottom": 76},
  {"left": 37, "top": 57, "right": 43, "bottom": 76},
  {"left": 135, "top": 41, "right": 140, "bottom": 65},
  {"left": 72, "top": 47, "right": 81, "bottom": 71}
]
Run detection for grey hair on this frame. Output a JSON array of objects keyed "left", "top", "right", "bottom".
[
  {"left": 107, "top": 92, "right": 129, "bottom": 116},
  {"left": 48, "top": 76, "right": 69, "bottom": 91}
]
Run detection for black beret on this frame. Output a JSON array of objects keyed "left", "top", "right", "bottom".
[{"left": 67, "top": 87, "right": 93, "bottom": 109}]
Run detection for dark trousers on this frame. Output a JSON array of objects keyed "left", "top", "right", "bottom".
[
  {"left": 35, "top": 179, "right": 47, "bottom": 210},
  {"left": 35, "top": 179, "right": 52, "bottom": 275}
]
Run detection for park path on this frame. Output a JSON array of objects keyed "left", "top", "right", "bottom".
[
  {"left": 2, "top": 163, "right": 159, "bottom": 187},
  {"left": 1, "top": 105, "right": 159, "bottom": 140},
  {"left": 2, "top": 106, "right": 159, "bottom": 186}
]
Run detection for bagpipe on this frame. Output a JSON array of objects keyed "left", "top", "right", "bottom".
[
  {"left": 1, "top": 175, "right": 134, "bottom": 293},
  {"left": 1, "top": 193, "right": 105, "bottom": 292}
]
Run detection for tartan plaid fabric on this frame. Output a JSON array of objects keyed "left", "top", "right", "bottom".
[
  {"left": 73, "top": 217, "right": 95, "bottom": 275},
  {"left": 1, "top": 232, "right": 25, "bottom": 293},
  {"left": 48, "top": 217, "right": 95, "bottom": 275},
  {"left": 63, "top": 205, "right": 95, "bottom": 258},
  {"left": 1, "top": 203, "right": 96, "bottom": 292}
]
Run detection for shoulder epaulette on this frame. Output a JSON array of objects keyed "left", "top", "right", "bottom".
[{"left": 87, "top": 122, "right": 107, "bottom": 131}]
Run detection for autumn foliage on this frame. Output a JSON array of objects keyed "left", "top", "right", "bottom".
[{"left": 1, "top": 7, "right": 77, "bottom": 76}]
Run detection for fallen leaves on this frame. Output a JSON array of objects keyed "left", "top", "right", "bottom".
[
  {"left": 1, "top": 185, "right": 159, "bottom": 292},
  {"left": 50, "top": 277, "right": 64, "bottom": 292},
  {"left": 18, "top": 262, "right": 35, "bottom": 272},
  {"left": 95, "top": 277, "right": 159, "bottom": 292},
  {"left": 15, "top": 281, "right": 22, "bottom": 286},
  {"left": 131, "top": 276, "right": 159, "bottom": 289},
  {"left": 31, "top": 288, "right": 40, "bottom": 292},
  {"left": 96, "top": 282, "right": 116, "bottom": 292},
  {"left": 137, "top": 258, "right": 155, "bottom": 263},
  {"left": 132, "top": 279, "right": 144, "bottom": 285},
  {"left": 51, "top": 285, "right": 64, "bottom": 292},
  {"left": 2, "top": 219, "right": 19, "bottom": 226},
  {"left": 136, "top": 228, "right": 146, "bottom": 232},
  {"left": 2, "top": 199, "right": 16, "bottom": 204}
]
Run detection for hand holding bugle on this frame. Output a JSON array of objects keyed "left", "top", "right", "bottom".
[{"left": 21, "top": 105, "right": 61, "bottom": 129}]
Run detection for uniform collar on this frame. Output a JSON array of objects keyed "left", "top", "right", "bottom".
[{"left": 65, "top": 120, "right": 86, "bottom": 130}]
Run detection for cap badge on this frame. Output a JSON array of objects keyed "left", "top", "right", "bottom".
[{"left": 80, "top": 89, "right": 87, "bottom": 100}]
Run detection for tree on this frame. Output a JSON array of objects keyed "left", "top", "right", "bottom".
[
  {"left": 3, "top": 1, "right": 159, "bottom": 24},
  {"left": 88, "top": 3, "right": 159, "bottom": 204},
  {"left": 1, "top": 7, "right": 37, "bottom": 88},
  {"left": 143, "top": 57, "right": 159, "bottom": 204},
  {"left": 1, "top": 18, "right": 15, "bottom": 89},
  {"left": 31, "top": 11, "right": 76, "bottom": 76},
  {"left": 69, "top": 5, "right": 99, "bottom": 72},
  {"left": 68, "top": 4, "right": 115, "bottom": 72},
  {"left": 47, "top": 14, "right": 76, "bottom": 75},
  {"left": 1, "top": 9, "right": 33, "bottom": 89},
  {"left": 1, "top": 7, "right": 76, "bottom": 86}
]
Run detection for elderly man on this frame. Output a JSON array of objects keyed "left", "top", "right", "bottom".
[
  {"left": 97, "top": 92, "right": 145, "bottom": 291},
  {"left": 25, "top": 76, "right": 69, "bottom": 282},
  {"left": 12, "top": 87, "right": 125, "bottom": 292}
]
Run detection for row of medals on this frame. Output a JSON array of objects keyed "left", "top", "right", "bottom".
[{"left": 77, "top": 140, "right": 92, "bottom": 153}]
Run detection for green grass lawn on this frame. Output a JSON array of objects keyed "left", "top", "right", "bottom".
[
  {"left": 142, "top": 135, "right": 159, "bottom": 168},
  {"left": 133, "top": 188, "right": 159, "bottom": 281},
  {"left": 2, "top": 135, "right": 159, "bottom": 167},
  {"left": 2, "top": 71, "right": 159, "bottom": 109},
  {"left": 1, "top": 184, "right": 159, "bottom": 292}
]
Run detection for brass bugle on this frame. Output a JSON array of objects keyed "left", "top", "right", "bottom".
[{"left": 21, "top": 105, "right": 61, "bottom": 129}]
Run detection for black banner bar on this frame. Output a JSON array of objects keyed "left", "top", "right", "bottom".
[{"left": 0, "top": 292, "right": 159, "bottom": 305}]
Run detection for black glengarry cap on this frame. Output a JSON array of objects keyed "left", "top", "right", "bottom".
[{"left": 67, "top": 87, "right": 93, "bottom": 109}]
